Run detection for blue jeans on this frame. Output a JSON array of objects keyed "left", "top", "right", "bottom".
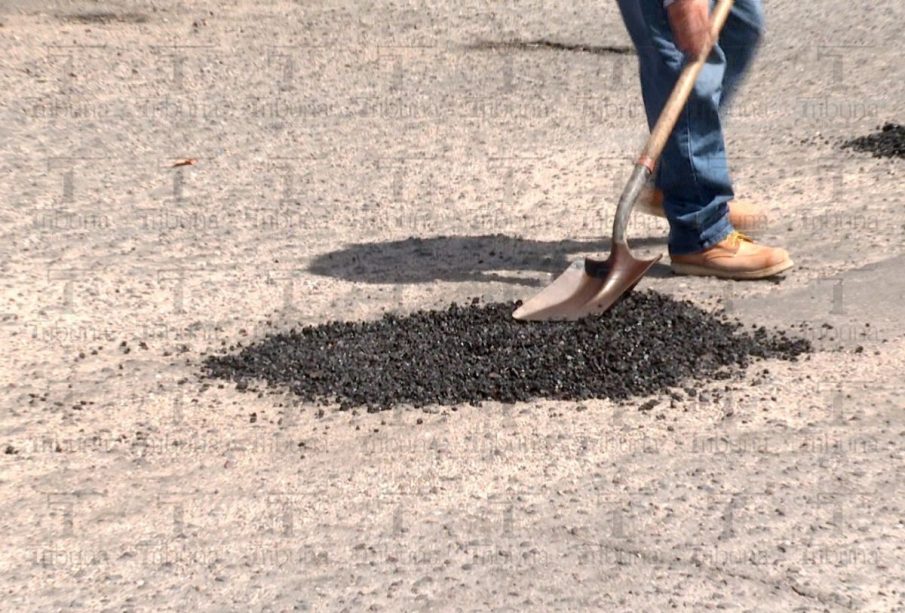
[{"left": 616, "top": 0, "right": 764, "bottom": 254}]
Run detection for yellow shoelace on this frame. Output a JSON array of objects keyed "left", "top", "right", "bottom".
[{"left": 725, "top": 231, "right": 754, "bottom": 247}]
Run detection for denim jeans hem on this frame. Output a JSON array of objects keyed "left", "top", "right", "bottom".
[{"left": 668, "top": 217, "right": 734, "bottom": 256}]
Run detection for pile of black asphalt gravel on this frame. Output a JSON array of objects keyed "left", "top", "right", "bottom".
[
  {"left": 202, "top": 291, "right": 811, "bottom": 411},
  {"left": 841, "top": 123, "right": 905, "bottom": 159}
]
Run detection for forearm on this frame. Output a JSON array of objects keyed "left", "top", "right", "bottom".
[{"left": 665, "top": 0, "right": 714, "bottom": 57}]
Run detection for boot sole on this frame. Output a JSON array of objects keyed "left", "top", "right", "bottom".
[{"left": 670, "top": 258, "right": 794, "bottom": 280}]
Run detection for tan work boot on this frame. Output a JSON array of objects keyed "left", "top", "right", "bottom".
[
  {"left": 637, "top": 185, "right": 768, "bottom": 232},
  {"left": 670, "top": 231, "right": 794, "bottom": 279}
]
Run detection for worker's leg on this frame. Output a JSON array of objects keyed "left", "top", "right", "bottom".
[
  {"left": 616, "top": 0, "right": 734, "bottom": 255},
  {"left": 719, "top": 0, "right": 765, "bottom": 109}
]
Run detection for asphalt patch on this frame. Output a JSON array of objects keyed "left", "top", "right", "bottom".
[
  {"left": 841, "top": 123, "right": 905, "bottom": 159},
  {"left": 467, "top": 40, "right": 634, "bottom": 56},
  {"left": 59, "top": 12, "right": 149, "bottom": 25},
  {"left": 202, "top": 290, "right": 810, "bottom": 411}
]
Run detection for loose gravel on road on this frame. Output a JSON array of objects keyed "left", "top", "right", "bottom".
[
  {"left": 842, "top": 123, "right": 905, "bottom": 159},
  {"left": 203, "top": 290, "right": 811, "bottom": 411}
]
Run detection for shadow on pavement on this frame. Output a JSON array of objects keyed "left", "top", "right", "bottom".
[{"left": 307, "top": 234, "right": 670, "bottom": 287}]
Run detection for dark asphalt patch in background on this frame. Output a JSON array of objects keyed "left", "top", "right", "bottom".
[
  {"left": 59, "top": 12, "right": 149, "bottom": 25},
  {"left": 202, "top": 291, "right": 810, "bottom": 412},
  {"left": 466, "top": 40, "right": 635, "bottom": 56},
  {"left": 841, "top": 123, "right": 905, "bottom": 160}
]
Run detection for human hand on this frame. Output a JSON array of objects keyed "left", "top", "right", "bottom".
[{"left": 666, "top": 0, "right": 714, "bottom": 57}]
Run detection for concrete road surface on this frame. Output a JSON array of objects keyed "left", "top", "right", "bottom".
[{"left": 1, "top": 0, "right": 903, "bottom": 610}]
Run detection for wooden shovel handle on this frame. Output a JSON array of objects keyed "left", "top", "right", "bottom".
[{"left": 636, "top": 0, "right": 736, "bottom": 172}]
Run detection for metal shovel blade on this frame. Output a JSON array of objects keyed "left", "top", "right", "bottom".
[{"left": 512, "top": 243, "right": 661, "bottom": 321}]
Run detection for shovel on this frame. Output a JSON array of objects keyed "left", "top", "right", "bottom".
[{"left": 513, "top": 0, "right": 736, "bottom": 321}]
